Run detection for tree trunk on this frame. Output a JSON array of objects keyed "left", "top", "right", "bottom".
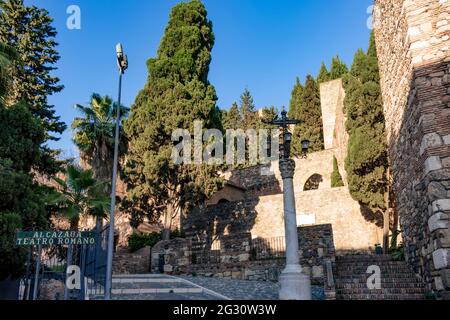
[
  {"left": 162, "top": 201, "right": 173, "bottom": 241},
  {"left": 162, "top": 191, "right": 182, "bottom": 241},
  {"left": 70, "top": 217, "right": 79, "bottom": 231},
  {"left": 95, "top": 215, "right": 103, "bottom": 232}
]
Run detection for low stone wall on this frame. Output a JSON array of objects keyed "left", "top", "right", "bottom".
[
  {"left": 184, "top": 189, "right": 381, "bottom": 252},
  {"left": 152, "top": 225, "right": 336, "bottom": 288},
  {"left": 113, "top": 246, "right": 151, "bottom": 274},
  {"left": 151, "top": 238, "right": 191, "bottom": 274}
]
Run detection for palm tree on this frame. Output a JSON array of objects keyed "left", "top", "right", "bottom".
[
  {"left": 72, "top": 93, "right": 129, "bottom": 183},
  {"left": 47, "top": 165, "right": 110, "bottom": 230},
  {"left": 72, "top": 94, "right": 129, "bottom": 228},
  {"left": 0, "top": 43, "right": 17, "bottom": 99}
]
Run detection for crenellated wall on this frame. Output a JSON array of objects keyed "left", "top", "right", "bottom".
[{"left": 374, "top": 0, "right": 450, "bottom": 299}]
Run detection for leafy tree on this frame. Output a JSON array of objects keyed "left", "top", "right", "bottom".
[
  {"left": 343, "top": 32, "right": 389, "bottom": 251},
  {"left": 330, "top": 55, "right": 348, "bottom": 80},
  {"left": 260, "top": 106, "right": 278, "bottom": 125},
  {"left": 0, "top": 101, "right": 47, "bottom": 280},
  {"left": 72, "top": 93, "right": 129, "bottom": 192},
  {"left": 239, "top": 88, "right": 258, "bottom": 131},
  {"left": 331, "top": 156, "right": 344, "bottom": 187},
  {"left": 0, "top": 0, "right": 65, "bottom": 174},
  {"left": 288, "top": 77, "right": 303, "bottom": 119},
  {"left": 291, "top": 75, "right": 324, "bottom": 155},
  {"left": 0, "top": 43, "right": 17, "bottom": 99},
  {"left": 47, "top": 165, "right": 110, "bottom": 230},
  {"left": 222, "top": 102, "right": 241, "bottom": 130},
  {"left": 317, "top": 62, "right": 331, "bottom": 84},
  {"left": 123, "top": 0, "right": 223, "bottom": 240}
]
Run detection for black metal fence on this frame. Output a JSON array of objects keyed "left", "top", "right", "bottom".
[
  {"left": 250, "top": 236, "right": 286, "bottom": 260},
  {"left": 187, "top": 236, "right": 287, "bottom": 264},
  {"left": 83, "top": 224, "right": 109, "bottom": 298},
  {"left": 18, "top": 225, "right": 109, "bottom": 300},
  {"left": 189, "top": 239, "right": 221, "bottom": 265}
]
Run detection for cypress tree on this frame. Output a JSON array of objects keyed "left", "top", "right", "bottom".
[
  {"left": 239, "top": 88, "right": 258, "bottom": 131},
  {"left": 317, "top": 62, "right": 331, "bottom": 84},
  {"left": 344, "top": 32, "right": 389, "bottom": 250},
  {"left": 288, "top": 77, "right": 303, "bottom": 119},
  {"left": 330, "top": 55, "right": 349, "bottom": 80},
  {"left": 291, "top": 75, "right": 324, "bottom": 155},
  {"left": 331, "top": 156, "right": 344, "bottom": 187},
  {"left": 123, "top": 0, "right": 222, "bottom": 240},
  {"left": 222, "top": 102, "right": 241, "bottom": 130}
]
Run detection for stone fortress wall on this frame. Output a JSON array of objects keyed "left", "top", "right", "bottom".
[
  {"left": 203, "top": 79, "right": 382, "bottom": 252},
  {"left": 78, "top": 77, "right": 382, "bottom": 253},
  {"left": 374, "top": 0, "right": 450, "bottom": 298}
]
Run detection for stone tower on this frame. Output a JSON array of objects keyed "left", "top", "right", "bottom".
[
  {"left": 374, "top": 0, "right": 450, "bottom": 299},
  {"left": 319, "top": 78, "right": 348, "bottom": 184}
]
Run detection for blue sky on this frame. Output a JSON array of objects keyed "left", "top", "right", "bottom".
[{"left": 28, "top": 0, "right": 374, "bottom": 158}]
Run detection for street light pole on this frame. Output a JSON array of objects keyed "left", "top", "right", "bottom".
[
  {"left": 105, "top": 43, "right": 128, "bottom": 300},
  {"left": 263, "top": 108, "right": 312, "bottom": 300}
]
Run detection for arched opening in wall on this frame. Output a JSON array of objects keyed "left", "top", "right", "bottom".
[
  {"left": 303, "top": 174, "right": 323, "bottom": 191},
  {"left": 218, "top": 199, "right": 230, "bottom": 204}
]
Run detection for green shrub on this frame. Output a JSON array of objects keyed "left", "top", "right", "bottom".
[
  {"left": 128, "top": 232, "right": 161, "bottom": 252},
  {"left": 128, "top": 229, "right": 186, "bottom": 252},
  {"left": 331, "top": 156, "right": 344, "bottom": 188},
  {"left": 170, "top": 229, "right": 185, "bottom": 239},
  {"left": 389, "top": 230, "right": 405, "bottom": 261}
]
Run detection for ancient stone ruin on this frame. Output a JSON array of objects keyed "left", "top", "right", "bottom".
[{"left": 374, "top": 0, "right": 450, "bottom": 299}]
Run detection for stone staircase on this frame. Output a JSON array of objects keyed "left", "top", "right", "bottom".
[
  {"left": 112, "top": 247, "right": 151, "bottom": 274},
  {"left": 89, "top": 274, "right": 228, "bottom": 300},
  {"left": 334, "top": 255, "right": 426, "bottom": 300}
]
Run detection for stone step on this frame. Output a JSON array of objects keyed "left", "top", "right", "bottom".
[
  {"left": 335, "top": 261, "right": 407, "bottom": 267},
  {"left": 335, "top": 273, "right": 419, "bottom": 280},
  {"left": 336, "top": 255, "right": 393, "bottom": 261},
  {"left": 336, "top": 293, "right": 425, "bottom": 300},
  {"left": 336, "top": 282, "right": 424, "bottom": 289},
  {"left": 336, "top": 288, "right": 425, "bottom": 295},
  {"left": 111, "top": 287, "right": 203, "bottom": 295},
  {"left": 335, "top": 267, "right": 415, "bottom": 274}
]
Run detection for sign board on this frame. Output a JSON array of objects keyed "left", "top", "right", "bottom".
[
  {"left": 16, "top": 231, "right": 96, "bottom": 246},
  {"left": 296, "top": 213, "right": 316, "bottom": 226}
]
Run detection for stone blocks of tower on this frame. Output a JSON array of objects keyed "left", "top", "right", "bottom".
[{"left": 374, "top": 0, "right": 450, "bottom": 299}]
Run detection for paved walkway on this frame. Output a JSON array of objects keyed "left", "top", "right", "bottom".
[
  {"left": 91, "top": 274, "right": 325, "bottom": 300},
  {"left": 178, "top": 275, "right": 325, "bottom": 300},
  {"left": 90, "top": 274, "right": 227, "bottom": 300}
]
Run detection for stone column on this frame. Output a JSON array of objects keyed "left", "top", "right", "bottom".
[{"left": 278, "top": 159, "right": 312, "bottom": 300}]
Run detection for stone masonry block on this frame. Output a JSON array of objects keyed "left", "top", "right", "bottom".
[
  {"left": 432, "top": 199, "right": 450, "bottom": 213},
  {"left": 428, "top": 212, "right": 450, "bottom": 232},
  {"left": 425, "top": 156, "right": 443, "bottom": 175},
  {"left": 436, "top": 229, "right": 450, "bottom": 248},
  {"left": 433, "top": 248, "right": 450, "bottom": 270},
  {"left": 420, "top": 133, "right": 443, "bottom": 155},
  {"left": 441, "top": 269, "right": 450, "bottom": 289},
  {"left": 443, "top": 134, "right": 450, "bottom": 145}
]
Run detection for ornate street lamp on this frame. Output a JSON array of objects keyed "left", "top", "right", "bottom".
[
  {"left": 300, "top": 139, "right": 310, "bottom": 159},
  {"left": 105, "top": 43, "right": 128, "bottom": 300},
  {"left": 263, "top": 108, "right": 312, "bottom": 300}
]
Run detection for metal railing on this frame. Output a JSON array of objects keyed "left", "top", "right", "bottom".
[{"left": 250, "top": 236, "right": 286, "bottom": 260}]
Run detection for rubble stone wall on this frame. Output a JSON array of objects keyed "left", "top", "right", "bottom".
[{"left": 374, "top": 0, "right": 450, "bottom": 299}]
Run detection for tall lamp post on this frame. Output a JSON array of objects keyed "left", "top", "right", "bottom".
[
  {"left": 105, "top": 43, "right": 128, "bottom": 300},
  {"left": 263, "top": 108, "right": 312, "bottom": 300}
]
